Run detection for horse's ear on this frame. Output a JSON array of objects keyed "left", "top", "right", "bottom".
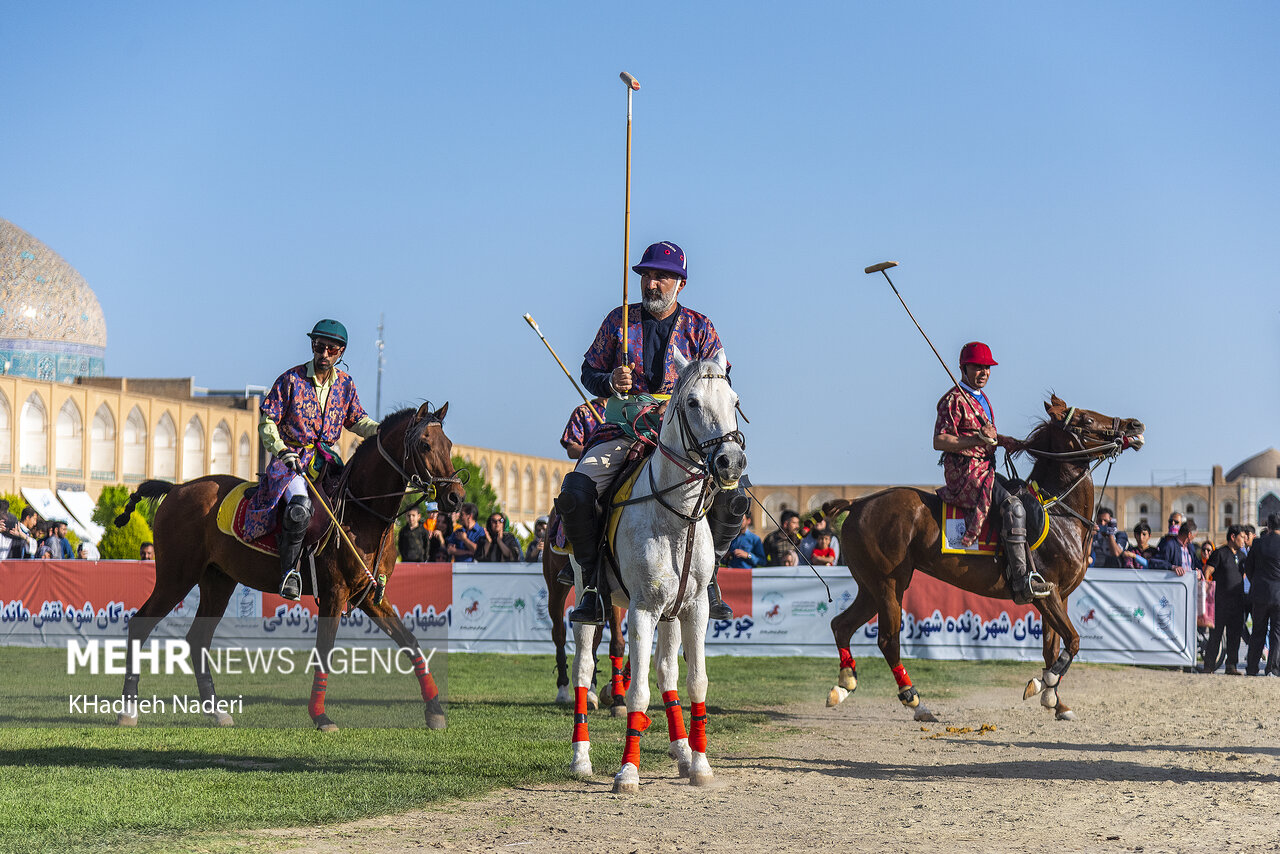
[
  {"left": 712, "top": 348, "right": 728, "bottom": 371},
  {"left": 671, "top": 348, "right": 690, "bottom": 373},
  {"left": 415, "top": 402, "right": 433, "bottom": 421},
  {"left": 434, "top": 401, "right": 449, "bottom": 422},
  {"left": 1044, "top": 397, "right": 1067, "bottom": 421}
]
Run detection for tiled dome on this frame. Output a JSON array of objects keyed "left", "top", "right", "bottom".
[{"left": 0, "top": 217, "right": 106, "bottom": 382}]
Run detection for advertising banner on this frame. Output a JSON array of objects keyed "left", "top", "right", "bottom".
[{"left": 1, "top": 561, "right": 1193, "bottom": 664}]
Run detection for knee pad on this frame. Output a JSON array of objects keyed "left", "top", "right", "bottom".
[
  {"left": 284, "top": 495, "right": 313, "bottom": 532},
  {"left": 556, "top": 471, "right": 598, "bottom": 516}
]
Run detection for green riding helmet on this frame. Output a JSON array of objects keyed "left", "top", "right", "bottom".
[{"left": 308, "top": 319, "right": 348, "bottom": 347}]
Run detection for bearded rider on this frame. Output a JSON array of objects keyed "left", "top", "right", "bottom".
[
  {"left": 933, "top": 342, "right": 1052, "bottom": 604},
  {"left": 555, "top": 241, "right": 746, "bottom": 625},
  {"left": 244, "top": 319, "right": 380, "bottom": 601}
]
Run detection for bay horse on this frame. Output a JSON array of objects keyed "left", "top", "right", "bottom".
[
  {"left": 568, "top": 351, "right": 746, "bottom": 793},
  {"left": 543, "top": 541, "right": 629, "bottom": 715},
  {"left": 114, "top": 402, "right": 466, "bottom": 731},
  {"left": 822, "top": 395, "right": 1143, "bottom": 721}
]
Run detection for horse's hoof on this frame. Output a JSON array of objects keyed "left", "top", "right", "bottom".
[
  {"left": 668, "top": 737, "right": 692, "bottom": 778},
  {"left": 1055, "top": 706, "right": 1076, "bottom": 721},
  {"left": 587, "top": 689, "right": 599, "bottom": 711},
  {"left": 609, "top": 702, "right": 626, "bottom": 718},
  {"left": 571, "top": 741, "right": 592, "bottom": 776},
  {"left": 116, "top": 713, "right": 138, "bottom": 728},
  {"left": 838, "top": 667, "right": 858, "bottom": 692},
  {"left": 913, "top": 706, "right": 938, "bottom": 723},
  {"left": 599, "top": 684, "right": 614, "bottom": 707},
  {"left": 612, "top": 762, "right": 640, "bottom": 794},
  {"left": 208, "top": 712, "right": 234, "bottom": 728},
  {"left": 1023, "top": 677, "right": 1044, "bottom": 700},
  {"left": 689, "top": 770, "right": 714, "bottom": 787},
  {"left": 555, "top": 684, "right": 572, "bottom": 706},
  {"left": 313, "top": 714, "right": 339, "bottom": 733},
  {"left": 826, "top": 685, "right": 849, "bottom": 708},
  {"left": 425, "top": 713, "right": 447, "bottom": 730}
]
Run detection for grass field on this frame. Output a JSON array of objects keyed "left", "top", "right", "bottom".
[{"left": 0, "top": 647, "right": 1033, "bottom": 853}]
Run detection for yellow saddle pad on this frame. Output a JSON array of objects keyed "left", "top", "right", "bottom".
[
  {"left": 552, "top": 462, "right": 645, "bottom": 560},
  {"left": 940, "top": 493, "right": 1050, "bottom": 556}
]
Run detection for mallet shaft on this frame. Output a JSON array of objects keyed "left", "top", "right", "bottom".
[{"left": 523, "top": 314, "right": 602, "bottom": 418}]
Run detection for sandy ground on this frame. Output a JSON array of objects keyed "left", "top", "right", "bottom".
[{"left": 264, "top": 665, "right": 1280, "bottom": 854}]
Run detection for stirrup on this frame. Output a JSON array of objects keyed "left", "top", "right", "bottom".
[
  {"left": 279, "top": 568, "right": 302, "bottom": 601},
  {"left": 568, "top": 588, "right": 605, "bottom": 626},
  {"left": 1027, "top": 570, "right": 1054, "bottom": 598}
]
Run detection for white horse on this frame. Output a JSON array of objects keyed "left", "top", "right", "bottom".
[{"left": 567, "top": 351, "right": 746, "bottom": 794}]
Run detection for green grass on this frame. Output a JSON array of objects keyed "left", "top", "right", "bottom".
[{"left": 0, "top": 648, "right": 1037, "bottom": 853}]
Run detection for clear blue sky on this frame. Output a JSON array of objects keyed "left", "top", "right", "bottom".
[{"left": 5, "top": 2, "right": 1277, "bottom": 487}]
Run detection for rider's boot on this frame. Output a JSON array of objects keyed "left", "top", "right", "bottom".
[
  {"left": 557, "top": 472, "right": 606, "bottom": 626},
  {"left": 705, "top": 488, "right": 750, "bottom": 621},
  {"left": 278, "top": 495, "right": 313, "bottom": 601},
  {"left": 555, "top": 519, "right": 575, "bottom": 587},
  {"left": 1001, "top": 495, "right": 1053, "bottom": 605}
]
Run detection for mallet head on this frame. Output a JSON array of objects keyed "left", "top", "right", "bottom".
[
  {"left": 619, "top": 71, "right": 640, "bottom": 91},
  {"left": 864, "top": 261, "right": 899, "bottom": 275},
  {"left": 523, "top": 313, "right": 540, "bottom": 333}
]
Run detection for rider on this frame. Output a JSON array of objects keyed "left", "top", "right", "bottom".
[
  {"left": 933, "top": 341, "right": 1052, "bottom": 604},
  {"left": 556, "top": 241, "right": 745, "bottom": 625},
  {"left": 245, "top": 319, "right": 380, "bottom": 601}
]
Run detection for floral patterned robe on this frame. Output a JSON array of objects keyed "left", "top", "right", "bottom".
[{"left": 935, "top": 386, "right": 998, "bottom": 539}]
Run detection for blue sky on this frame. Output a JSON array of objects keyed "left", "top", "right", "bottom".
[{"left": 5, "top": 2, "right": 1277, "bottom": 486}]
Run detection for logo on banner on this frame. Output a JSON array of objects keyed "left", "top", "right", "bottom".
[
  {"left": 458, "top": 587, "right": 486, "bottom": 627},
  {"left": 1154, "top": 595, "right": 1176, "bottom": 639},
  {"left": 759, "top": 592, "right": 785, "bottom": 625},
  {"left": 533, "top": 588, "right": 552, "bottom": 629}
]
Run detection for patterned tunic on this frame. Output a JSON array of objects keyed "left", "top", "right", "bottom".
[
  {"left": 934, "top": 386, "right": 998, "bottom": 538},
  {"left": 580, "top": 304, "right": 726, "bottom": 447},
  {"left": 560, "top": 400, "right": 606, "bottom": 451},
  {"left": 243, "top": 364, "right": 369, "bottom": 538}
]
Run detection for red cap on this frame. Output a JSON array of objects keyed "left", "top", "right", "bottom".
[{"left": 959, "top": 341, "right": 997, "bottom": 367}]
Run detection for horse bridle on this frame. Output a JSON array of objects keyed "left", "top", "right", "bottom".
[
  {"left": 343, "top": 410, "right": 468, "bottom": 524},
  {"left": 1025, "top": 408, "right": 1140, "bottom": 530}
]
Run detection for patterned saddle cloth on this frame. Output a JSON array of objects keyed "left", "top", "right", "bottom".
[
  {"left": 216, "top": 481, "right": 334, "bottom": 557},
  {"left": 940, "top": 488, "right": 1049, "bottom": 555}
]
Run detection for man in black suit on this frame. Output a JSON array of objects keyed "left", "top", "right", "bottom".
[
  {"left": 1243, "top": 514, "right": 1280, "bottom": 676},
  {"left": 1203, "top": 525, "right": 1249, "bottom": 674}
]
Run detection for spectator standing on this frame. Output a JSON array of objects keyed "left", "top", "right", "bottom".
[
  {"left": 764, "top": 510, "right": 802, "bottom": 566},
  {"left": 1244, "top": 514, "right": 1280, "bottom": 676},
  {"left": 398, "top": 507, "right": 428, "bottom": 562},
  {"left": 427, "top": 508, "right": 450, "bottom": 562},
  {"left": 725, "top": 514, "right": 765, "bottom": 569},
  {"left": 560, "top": 399, "right": 607, "bottom": 460},
  {"left": 525, "top": 516, "right": 548, "bottom": 563},
  {"left": 810, "top": 531, "right": 837, "bottom": 567},
  {"left": 1090, "top": 507, "right": 1127, "bottom": 568},
  {"left": 800, "top": 517, "right": 840, "bottom": 564},
  {"left": 34, "top": 522, "right": 55, "bottom": 558},
  {"left": 1157, "top": 520, "right": 1200, "bottom": 577},
  {"left": 1122, "top": 522, "right": 1168, "bottom": 569},
  {"left": 475, "top": 512, "right": 522, "bottom": 562},
  {"left": 49, "top": 521, "right": 74, "bottom": 559},
  {"left": 11, "top": 507, "right": 38, "bottom": 558},
  {"left": 1203, "top": 526, "right": 1248, "bottom": 674},
  {"left": 1157, "top": 511, "right": 1185, "bottom": 553},
  {"left": 447, "top": 503, "right": 485, "bottom": 563},
  {"left": 140, "top": 542, "right": 155, "bottom": 561},
  {"left": 0, "top": 500, "right": 15, "bottom": 558}
]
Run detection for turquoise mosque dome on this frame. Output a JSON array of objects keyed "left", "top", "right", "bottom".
[{"left": 0, "top": 217, "right": 106, "bottom": 382}]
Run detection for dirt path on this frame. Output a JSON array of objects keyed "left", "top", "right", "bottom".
[{"left": 266, "top": 665, "right": 1280, "bottom": 853}]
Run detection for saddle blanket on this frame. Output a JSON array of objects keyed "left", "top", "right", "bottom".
[
  {"left": 549, "top": 463, "right": 645, "bottom": 558},
  {"left": 216, "top": 482, "right": 281, "bottom": 557},
  {"left": 940, "top": 493, "right": 1049, "bottom": 556}
]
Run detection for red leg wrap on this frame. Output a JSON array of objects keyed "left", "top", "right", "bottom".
[
  {"left": 623, "top": 658, "right": 632, "bottom": 691},
  {"left": 891, "top": 664, "right": 912, "bottom": 689},
  {"left": 309, "top": 671, "right": 328, "bottom": 718},
  {"left": 662, "top": 690, "right": 687, "bottom": 741},
  {"left": 689, "top": 701, "right": 707, "bottom": 753},
  {"left": 411, "top": 654, "right": 438, "bottom": 701},
  {"left": 838, "top": 647, "right": 856, "bottom": 671},
  {"left": 621, "top": 710, "right": 651, "bottom": 767},
  {"left": 611, "top": 655, "right": 626, "bottom": 698},
  {"left": 572, "top": 686, "right": 589, "bottom": 743}
]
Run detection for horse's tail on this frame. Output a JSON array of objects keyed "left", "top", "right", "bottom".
[
  {"left": 115, "top": 480, "right": 174, "bottom": 527},
  {"left": 814, "top": 499, "right": 855, "bottom": 523}
]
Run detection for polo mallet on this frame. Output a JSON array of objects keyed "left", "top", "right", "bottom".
[
  {"left": 865, "top": 261, "right": 995, "bottom": 445},
  {"left": 303, "top": 472, "right": 387, "bottom": 603},
  {"left": 523, "top": 313, "right": 604, "bottom": 420},
  {"left": 619, "top": 71, "right": 640, "bottom": 369}
]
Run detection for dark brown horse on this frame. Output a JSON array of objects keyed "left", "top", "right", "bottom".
[
  {"left": 823, "top": 395, "right": 1144, "bottom": 721},
  {"left": 542, "top": 529, "right": 629, "bottom": 716},
  {"left": 114, "top": 402, "right": 466, "bottom": 731}
]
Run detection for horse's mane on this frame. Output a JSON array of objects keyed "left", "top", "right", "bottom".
[{"left": 348, "top": 406, "right": 430, "bottom": 467}]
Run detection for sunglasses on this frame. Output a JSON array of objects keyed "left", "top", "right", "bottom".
[{"left": 312, "top": 341, "right": 343, "bottom": 355}]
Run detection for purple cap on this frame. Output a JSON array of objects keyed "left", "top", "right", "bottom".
[{"left": 631, "top": 241, "right": 686, "bottom": 279}]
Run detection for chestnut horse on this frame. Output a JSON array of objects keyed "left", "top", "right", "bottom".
[
  {"left": 823, "top": 396, "right": 1144, "bottom": 721},
  {"left": 543, "top": 537, "right": 628, "bottom": 715},
  {"left": 114, "top": 402, "right": 466, "bottom": 731}
]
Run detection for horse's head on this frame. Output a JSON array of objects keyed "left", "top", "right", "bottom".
[
  {"left": 1041, "top": 394, "right": 1145, "bottom": 455},
  {"left": 666, "top": 349, "right": 746, "bottom": 489},
  {"left": 397, "top": 401, "right": 469, "bottom": 513}
]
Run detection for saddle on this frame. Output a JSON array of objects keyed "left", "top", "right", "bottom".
[
  {"left": 940, "top": 484, "right": 1048, "bottom": 556},
  {"left": 216, "top": 475, "right": 339, "bottom": 558},
  {"left": 549, "top": 441, "right": 656, "bottom": 562}
]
